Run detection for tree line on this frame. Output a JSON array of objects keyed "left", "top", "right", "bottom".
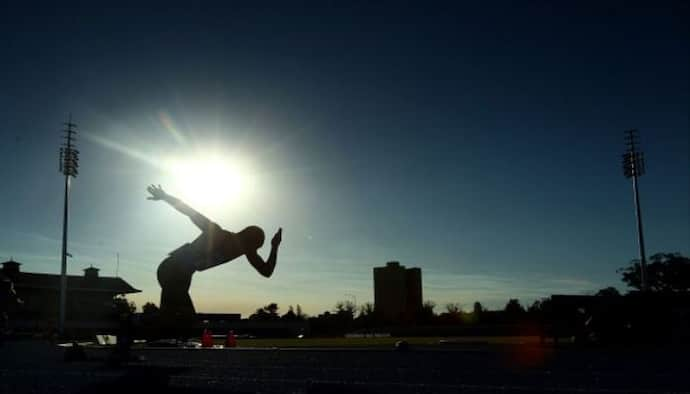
[{"left": 125, "top": 252, "right": 689, "bottom": 336}]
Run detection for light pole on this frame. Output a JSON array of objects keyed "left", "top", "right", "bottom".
[
  {"left": 58, "top": 115, "right": 80, "bottom": 335},
  {"left": 622, "top": 129, "right": 647, "bottom": 292}
]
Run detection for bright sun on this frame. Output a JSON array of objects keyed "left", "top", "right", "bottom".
[{"left": 165, "top": 155, "right": 253, "bottom": 210}]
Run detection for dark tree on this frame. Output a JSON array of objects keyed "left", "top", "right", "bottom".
[
  {"left": 309, "top": 301, "right": 359, "bottom": 336},
  {"left": 423, "top": 300, "right": 437, "bottom": 312},
  {"left": 618, "top": 253, "right": 690, "bottom": 292},
  {"left": 504, "top": 299, "right": 524, "bottom": 315},
  {"left": 265, "top": 303, "right": 279, "bottom": 315},
  {"left": 335, "top": 300, "right": 356, "bottom": 319},
  {"left": 295, "top": 304, "right": 307, "bottom": 320},
  {"left": 445, "top": 303, "right": 462, "bottom": 314},
  {"left": 528, "top": 297, "right": 551, "bottom": 314},
  {"left": 594, "top": 287, "right": 621, "bottom": 297},
  {"left": 139, "top": 301, "right": 160, "bottom": 338},
  {"left": 281, "top": 305, "right": 297, "bottom": 320},
  {"left": 438, "top": 302, "right": 462, "bottom": 324},
  {"left": 354, "top": 302, "right": 377, "bottom": 330},
  {"left": 527, "top": 297, "right": 554, "bottom": 324},
  {"left": 473, "top": 301, "right": 484, "bottom": 315},
  {"left": 357, "top": 302, "right": 375, "bottom": 319},
  {"left": 113, "top": 296, "right": 136, "bottom": 316},
  {"left": 418, "top": 300, "right": 437, "bottom": 324},
  {"left": 504, "top": 299, "right": 525, "bottom": 324},
  {"left": 281, "top": 305, "right": 307, "bottom": 321},
  {"left": 249, "top": 303, "right": 280, "bottom": 320},
  {"left": 142, "top": 302, "right": 159, "bottom": 314}
]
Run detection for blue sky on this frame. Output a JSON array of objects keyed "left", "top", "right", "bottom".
[{"left": 1, "top": 2, "right": 688, "bottom": 316}]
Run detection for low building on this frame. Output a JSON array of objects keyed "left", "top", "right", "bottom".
[
  {"left": 373, "top": 261, "right": 423, "bottom": 323},
  {"left": 196, "top": 312, "right": 242, "bottom": 331},
  {"left": 2, "top": 259, "right": 140, "bottom": 336}
]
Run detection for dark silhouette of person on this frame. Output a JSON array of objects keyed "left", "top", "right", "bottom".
[
  {"left": 0, "top": 273, "right": 22, "bottom": 345},
  {"left": 147, "top": 184, "right": 282, "bottom": 338}
]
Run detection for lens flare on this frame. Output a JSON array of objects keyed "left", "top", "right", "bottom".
[{"left": 158, "top": 111, "right": 187, "bottom": 145}]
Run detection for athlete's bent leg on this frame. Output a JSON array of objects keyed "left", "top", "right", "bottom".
[{"left": 157, "top": 257, "right": 196, "bottom": 339}]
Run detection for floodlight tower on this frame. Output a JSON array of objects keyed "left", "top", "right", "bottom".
[
  {"left": 622, "top": 129, "right": 647, "bottom": 292},
  {"left": 58, "top": 115, "right": 80, "bottom": 335}
]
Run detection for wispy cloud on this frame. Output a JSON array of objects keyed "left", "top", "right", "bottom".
[{"left": 81, "top": 131, "right": 165, "bottom": 170}]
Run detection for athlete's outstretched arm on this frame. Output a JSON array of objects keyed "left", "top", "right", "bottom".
[
  {"left": 246, "top": 228, "right": 282, "bottom": 278},
  {"left": 147, "top": 184, "right": 212, "bottom": 231}
]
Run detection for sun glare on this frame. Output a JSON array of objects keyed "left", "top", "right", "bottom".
[{"left": 166, "top": 155, "right": 253, "bottom": 210}]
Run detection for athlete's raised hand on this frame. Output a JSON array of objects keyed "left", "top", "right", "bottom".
[
  {"left": 147, "top": 184, "right": 168, "bottom": 201},
  {"left": 271, "top": 228, "right": 282, "bottom": 248}
]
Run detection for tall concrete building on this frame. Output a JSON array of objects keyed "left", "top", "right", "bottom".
[{"left": 373, "top": 261, "right": 422, "bottom": 323}]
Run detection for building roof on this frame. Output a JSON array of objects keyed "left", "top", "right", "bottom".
[{"left": 12, "top": 272, "right": 140, "bottom": 294}]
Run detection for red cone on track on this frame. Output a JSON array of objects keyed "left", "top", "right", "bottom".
[
  {"left": 225, "top": 330, "right": 237, "bottom": 348},
  {"left": 201, "top": 329, "right": 213, "bottom": 348}
]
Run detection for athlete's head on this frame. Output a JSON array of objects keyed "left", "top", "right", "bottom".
[{"left": 239, "top": 225, "right": 265, "bottom": 251}]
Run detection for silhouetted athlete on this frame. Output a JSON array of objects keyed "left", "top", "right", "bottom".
[{"left": 147, "top": 185, "right": 282, "bottom": 335}]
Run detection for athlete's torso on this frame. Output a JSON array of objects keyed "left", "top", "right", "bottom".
[{"left": 169, "top": 223, "right": 245, "bottom": 271}]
